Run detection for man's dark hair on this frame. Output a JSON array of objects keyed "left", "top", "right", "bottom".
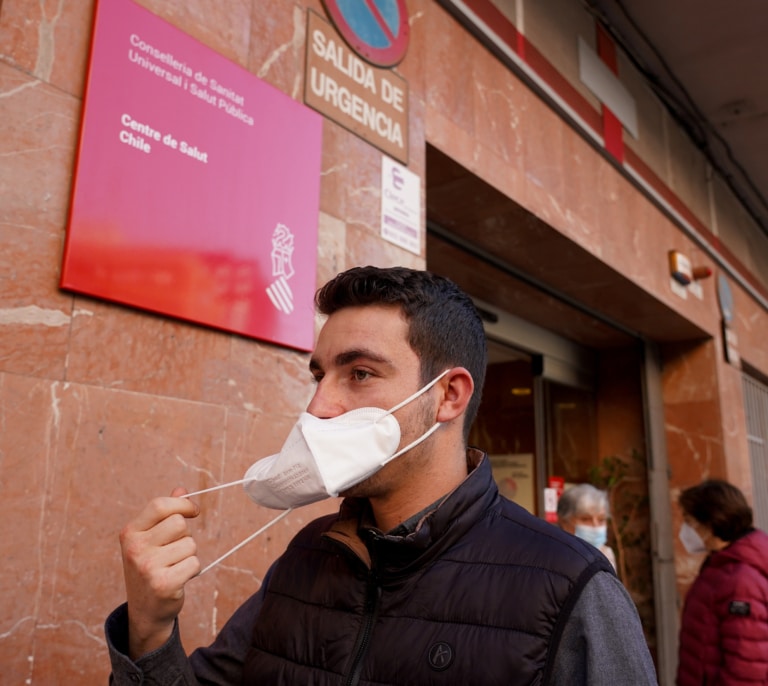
[
  {"left": 679, "top": 479, "right": 753, "bottom": 541},
  {"left": 315, "top": 266, "right": 487, "bottom": 439}
]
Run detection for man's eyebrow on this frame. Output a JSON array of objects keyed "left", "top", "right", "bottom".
[
  {"left": 309, "top": 348, "right": 392, "bottom": 373},
  {"left": 336, "top": 348, "right": 390, "bottom": 366}
]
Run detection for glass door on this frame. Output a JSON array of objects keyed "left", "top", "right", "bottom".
[
  {"left": 469, "top": 339, "right": 538, "bottom": 513},
  {"left": 544, "top": 380, "right": 598, "bottom": 485},
  {"left": 469, "top": 337, "right": 599, "bottom": 518}
]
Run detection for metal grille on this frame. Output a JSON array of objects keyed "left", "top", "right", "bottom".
[{"left": 743, "top": 374, "right": 768, "bottom": 531}]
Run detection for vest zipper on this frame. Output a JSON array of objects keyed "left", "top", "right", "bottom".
[{"left": 345, "top": 573, "right": 382, "bottom": 686}]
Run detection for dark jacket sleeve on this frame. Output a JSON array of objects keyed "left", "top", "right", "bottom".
[
  {"left": 105, "top": 574, "right": 270, "bottom": 685},
  {"left": 106, "top": 602, "right": 200, "bottom": 685}
]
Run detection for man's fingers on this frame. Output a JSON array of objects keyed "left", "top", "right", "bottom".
[
  {"left": 127, "top": 494, "right": 199, "bottom": 534},
  {"left": 142, "top": 542, "right": 201, "bottom": 598},
  {"left": 147, "top": 529, "right": 198, "bottom": 572},
  {"left": 122, "top": 512, "right": 196, "bottom": 567}
]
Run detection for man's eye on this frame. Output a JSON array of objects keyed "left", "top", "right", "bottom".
[{"left": 352, "top": 369, "right": 371, "bottom": 381}]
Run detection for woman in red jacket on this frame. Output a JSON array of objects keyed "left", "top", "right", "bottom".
[{"left": 676, "top": 479, "right": 768, "bottom": 685}]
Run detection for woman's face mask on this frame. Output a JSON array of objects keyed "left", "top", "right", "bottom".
[
  {"left": 679, "top": 521, "right": 707, "bottom": 554},
  {"left": 242, "top": 369, "right": 451, "bottom": 510},
  {"left": 574, "top": 523, "right": 607, "bottom": 549}
]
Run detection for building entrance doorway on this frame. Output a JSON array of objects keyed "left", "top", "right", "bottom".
[{"left": 469, "top": 322, "right": 599, "bottom": 520}]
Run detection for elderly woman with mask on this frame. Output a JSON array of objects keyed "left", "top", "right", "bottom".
[
  {"left": 556, "top": 484, "right": 616, "bottom": 570},
  {"left": 676, "top": 479, "right": 768, "bottom": 686}
]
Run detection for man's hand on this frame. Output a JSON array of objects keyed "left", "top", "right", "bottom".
[{"left": 120, "top": 487, "right": 201, "bottom": 660}]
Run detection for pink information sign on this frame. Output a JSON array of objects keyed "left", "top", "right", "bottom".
[{"left": 61, "top": 0, "right": 323, "bottom": 351}]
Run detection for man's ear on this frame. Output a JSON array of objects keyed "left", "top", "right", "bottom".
[{"left": 436, "top": 367, "right": 474, "bottom": 423}]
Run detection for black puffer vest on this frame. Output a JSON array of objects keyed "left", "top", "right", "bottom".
[{"left": 242, "top": 451, "right": 612, "bottom": 685}]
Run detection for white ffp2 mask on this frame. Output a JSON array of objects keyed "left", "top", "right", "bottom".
[{"left": 242, "top": 369, "right": 450, "bottom": 509}]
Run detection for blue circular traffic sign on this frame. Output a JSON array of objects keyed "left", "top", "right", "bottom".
[{"left": 322, "top": 0, "right": 410, "bottom": 67}]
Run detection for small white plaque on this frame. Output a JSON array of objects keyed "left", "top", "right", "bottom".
[{"left": 381, "top": 157, "right": 421, "bottom": 255}]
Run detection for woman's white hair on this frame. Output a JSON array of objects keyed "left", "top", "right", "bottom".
[{"left": 557, "top": 483, "right": 609, "bottom": 520}]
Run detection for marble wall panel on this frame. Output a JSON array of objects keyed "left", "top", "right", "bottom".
[
  {"left": 471, "top": 41, "right": 527, "bottom": 171},
  {"left": 0, "top": 64, "right": 81, "bottom": 378},
  {"left": 135, "top": 0, "right": 252, "bottom": 67},
  {"left": 0, "top": 0, "right": 93, "bottom": 95},
  {"left": 520, "top": 104, "right": 569, "bottom": 226},
  {"left": 0, "top": 374, "right": 55, "bottom": 681},
  {"left": 317, "top": 119, "right": 388, "bottom": 234},
  {"left": 317, "top": 120, "right": 352, "bottom": 220},
  {"left": 406, "top": 91, "right": 427, "bottom": 179},
  {"left": 423, "top": 3, "right": 475, "bottom": 143},
  {"left": 0, "top": 374, "right": 238, "bottom": 682},
  {"left": 332, "top": 141, "right": 396, "bottom": 255},
  {"left": 316, "top": 211, "right": 346, "bottom": 289},
  {"left": 64, "top": 297, "right": 235, "bottom": 404},
  {"left": 554, "top": 126, "right": 602, "bottom": 238},
  {"left": 425, "top": 103, "right": 476, "bottom": 178},
  {"left": 0, "top": 225, "right": 72, "bottom": 378},
  {"left": 345, "top": 223, "right": 425, "bottom": 271},
  {"left": 662, "top": 338, "right": 727, "bottom": 492},
  {"left": 0, "top": 372, "right": 324, "bottom": 682},
  {"left": 247, "top": 1, "right": 308, "bottom": 99},
  {"left": 395, "top": 0, "right": 426, "bottom": 105},
  {"left": 226, "top": 336, "right": 313, "bottom": 417},
  {"left": 716, "top": 357, "right": 752, "bottom": 492},
  {"left": 0, "top": 64, "right": 80, "bottom": 233},
  {"left": 663, "top": 339, "right": 721, "bottom": 404}
]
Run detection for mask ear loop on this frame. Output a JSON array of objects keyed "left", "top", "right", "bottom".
[
  {"left": 183, "top": 479, "right": 252, "bottom": 498},
  {"left": 381, "top": 368, "right": 451, "bottom": 418},
  {"left": 382, "top": 422, "right": 442, "bottom": 466},
  {"left": 377, "top": 368, "right": 451, "bottom": 466},
  {"left": 180, "top": 481, "right": 292, "bottom": 577},
  {"left": 195, "top": 508, "right": 292, "bottom": 577}
]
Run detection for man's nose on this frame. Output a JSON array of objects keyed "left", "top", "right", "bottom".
[{"left": 305, "top": 379, "right": 345, "bottom": 418}]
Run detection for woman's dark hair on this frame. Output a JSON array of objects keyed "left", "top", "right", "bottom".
[
  {"left": 315, "top": 266, "right": 487, "bottom": 439},
  {"left": 678, "top": 479, "right": 753, "bottom": 541}
]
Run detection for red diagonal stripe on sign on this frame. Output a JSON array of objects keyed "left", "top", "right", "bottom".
[{"left": 365, "top": 0, "right": 397, "bottom": 44}]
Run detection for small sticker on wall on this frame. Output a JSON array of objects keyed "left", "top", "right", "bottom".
[{"left": 381, "top": 156, "right": 421, "bottom": 255}]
